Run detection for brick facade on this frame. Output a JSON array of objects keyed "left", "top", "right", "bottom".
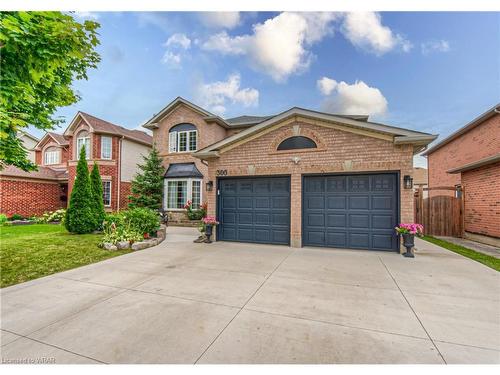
[
  {"left": 427, "top": 114, "right": 499, "bottom": 196},
  {"left": 203, "top": 121, "right": 415, "bottom": 249},
  {"left": 0, "top": 178, "right": 65, "bottom": 217},
  {"left": 462, "top": 161, "right": 500, "bottom": 238}
]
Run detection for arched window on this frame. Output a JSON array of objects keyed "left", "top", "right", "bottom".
[
  {"left": 169, "top": 123, "right": 197, "bottom": 153},
  {"left": 277, "top": 136, "right": 317, "bottom": 151},
  {"left": 76, "top": 130, "right": 90, "bottom": 159},
  {"left": 44, "top": 146, "right": 60, "bottom": 165}
]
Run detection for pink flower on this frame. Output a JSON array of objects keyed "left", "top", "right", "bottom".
[{"left": 203, "top": 216, "right": 219, "bottom": 225}]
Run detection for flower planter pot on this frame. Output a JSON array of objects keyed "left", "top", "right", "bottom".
[
  {"left": 402, "top": 233, "right": 415, "bottom": 258},
  {"left": 205, "top": 224, "right": 213, "bottom": 243}
]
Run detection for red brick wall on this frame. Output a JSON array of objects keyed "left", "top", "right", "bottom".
[
  {"left": 0, "top": 178, "right": 65, "bottom": 217},
  {"left": 462, "top": 161, "right": 500, "bottom": 238},
  {"left": 205, "top": 120, "right": 414, "bottom": 249},
  {"left": 119, "top": 181, "right": 132, "bottom": 209},
  {"left": 428, "top": 114, "right": 499, "bottom": 196}
]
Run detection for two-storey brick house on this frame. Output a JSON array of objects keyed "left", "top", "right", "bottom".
[
  {"left": 145, "top": 97, "right": 437, "bottom": 252},
  {"left": 0, "top": 112, "right": 152, "bottom": 217},
  {"left": 423, "top": 103, "right": 500, "bottom": 246}
]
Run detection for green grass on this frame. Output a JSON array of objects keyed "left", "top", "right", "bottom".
[
  {"left": 422, "top": 235, "right": 500, "bottom": 272},
  {"left": 0, "top": 224, "right": 131, "bottom": 288}
]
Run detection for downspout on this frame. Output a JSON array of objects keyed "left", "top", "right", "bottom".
[{"left": 117, "top": 136, "right": 124, "bottom": 211}]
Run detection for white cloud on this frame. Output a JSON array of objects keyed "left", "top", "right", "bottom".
[
  {"left": 421, "top": 40, "right": 450, "bottom": 55},
  {"left": 164, "top": 33, "right": 191, "bottom": 50},
  {"left": 198, "top": 12, "right": 241, "bottom": 29},
  {"left": 318, "top": 77, "right": 388, "bottom": 116},
  {"left": 195, "top": 73, "right": 259, "bottom": 115},
  {"left": 202, "top": 12, "right": 339, "bottom": 82},
  {"left": 317, "top": 77, "right": 338, "bottom": 96},
  {"left": 73, "top": 11, "right": 99, "bottom": 20},
  {"left": 341, "top": 12, "right": 412, "bottom": 55},
  {"left": 161, "top": 51, "right": 182, "bottom": 67}
]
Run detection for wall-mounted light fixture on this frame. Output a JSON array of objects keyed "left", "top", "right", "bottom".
[
  {"left": 403, "top": 175, "right": 413, "bottom": 189},
  {"left": 206, "top": 181, "right": 214, "bottom": 192}
]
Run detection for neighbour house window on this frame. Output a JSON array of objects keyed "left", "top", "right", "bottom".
[
  {"left": 277, "top": 136, "right": 317, "bottom": 151},
  {"left": 165, "top": 179, "right": 202, "bottom": 209},
  {"left": 102, "top": 181, "right": 111, "bottom": 207},
  {"left": 101, "top": 136, "right": 112, "bottom": 159},
  {"left": 168, "top": 124, "right": 197, "bottom": 153},
  {"left": 44, "top": 147, "right": 60, "bottom": 165},
  {"left": 76, "top": 131, "right": 90, "bottom": 159}
]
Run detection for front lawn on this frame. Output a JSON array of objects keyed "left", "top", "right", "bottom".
[
  {"left": 0, "top": 224, "right": 131, "bottom": 288},
  {"left": 422, "top": 235, "right": 500, "bottom": 272}
]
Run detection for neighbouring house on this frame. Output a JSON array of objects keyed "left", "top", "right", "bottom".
[
  {"left": 144, "top": 97, "right": 437, "bottom": 252},
  {"left": 17, "top": 131, "right": 40, "bottom": 163},
  {"left": 0, "top": 112, "right": 152, "bottom": 217},
  {"left": 423, "top": 103, "right": 500, "bottom": 247},
  {"left": 413, "top": 167, "right": 428, "bottom": 197}
]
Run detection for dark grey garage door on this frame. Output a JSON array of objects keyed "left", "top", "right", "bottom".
[
  {"left": 303, "top": 173, "right": 398, "bottom": 251},
  {"left": 217, "top": 177, "right": 290, "bottom": 245}
]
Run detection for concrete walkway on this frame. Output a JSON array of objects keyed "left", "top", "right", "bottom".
[
  {"left": 436, "top": 236, "right": 500, "bottom": 259},
  {"left": 1, "top": 227, "right": 499, "bottom": 364}
]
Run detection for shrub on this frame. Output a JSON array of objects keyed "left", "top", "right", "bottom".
[
  {"left": 65, "top": 147, "right": 98, "bottom": 233},
  {"left": 100, "top": 208, "right": 160, "bottom": 245},
  {"left": 128, "top": 147, "right": 164, "bottom": 210},
  {"left": 35, "top": 209, "right": 66, "bottom": 224},
  {"left": 90, "top": 163, "right": 106, "bottom": 229},
  {"left": 121, "top": 208, "right": 160, "bottom": 235},
  {"left": 0, "top": 214, "right": 8, "bottom": 225},
  {"left": 9, "top": 213, "right": 24, "bottom": 221}
]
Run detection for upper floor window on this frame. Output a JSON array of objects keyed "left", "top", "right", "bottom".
[
  {"left": 277, "top": 136, "right": 317, "bottom": 151},
  {"left": 168, "top": 123, "right": 197, "bottom": 153},
  {"left": 44, "top": 147, "right": 60, "bottom": 165},
  {"left": 76, "top": 130, "right": 90, "bottom": 159},
  {"left": 101, "top": 136, "right": 112, "bottom": 159}
]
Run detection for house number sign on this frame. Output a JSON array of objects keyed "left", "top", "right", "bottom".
[{"left": 216, "top": 169, "right": 228, "bottom": 176}]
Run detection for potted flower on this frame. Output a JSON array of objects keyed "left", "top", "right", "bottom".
[
  {"left": 395, "top": 223, "right": 424, "bottom": 258},
  {"left": 202, "top": 216, "right": 219, "bottom": 243}
]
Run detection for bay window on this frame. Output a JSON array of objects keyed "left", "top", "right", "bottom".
[{"left": 165, "top": 179, "right": 202, "bottom": 210}]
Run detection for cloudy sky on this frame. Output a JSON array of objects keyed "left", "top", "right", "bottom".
[{"left": 39, "top": 11, "right": 499, "bottom": 166}]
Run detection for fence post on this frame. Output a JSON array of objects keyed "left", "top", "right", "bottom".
[{"left": 460, "top": 185, "right": 465, "bottom": 238}]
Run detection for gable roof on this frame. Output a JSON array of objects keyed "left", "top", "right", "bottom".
[
  {"left": 193, "top": 107, "right": 437, "bottom": 159},
  {"left": 34, "top": 132, "right": 69, "bottom": 150},
  {"left": 64, "top": 112, "right": 152, "bottom": 146},
  {"left": 422, "top": 103, "right": 500, "bottom": 156},
  {"left": 17, "top": 131, "right": 40, "bottom": 143}
]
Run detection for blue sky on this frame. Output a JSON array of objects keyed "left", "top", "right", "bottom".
[{"left": 35, "top": 11, "right": 500, "bottom": 166}]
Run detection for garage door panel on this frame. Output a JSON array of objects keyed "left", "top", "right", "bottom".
[
  {"left": 218, "top": 177, "right": 290, "bottom": 245},
  {"left": 349, "top": 195, "right": 369, "bottom": 210},
  {"left": 327, "top": 196, "right": 346, "bottom": 209},
  {"left": 326, "top": 231, "right": 347, "bottom": 247},
  {"left": 304, "top": 173, "right": 398, "bottom": 251}
]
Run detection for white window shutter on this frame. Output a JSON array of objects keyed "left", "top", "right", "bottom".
[{"left": 169, "top": 132, "right": 177, "bottom": 153}]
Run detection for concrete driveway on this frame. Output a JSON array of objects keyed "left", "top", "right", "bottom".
[{"left": 1, "top": 227, "right": 499, "bottom": 364}]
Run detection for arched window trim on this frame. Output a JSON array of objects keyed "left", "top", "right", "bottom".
[
  {"left": 76, "top": 130, "right": 91, "bottom": 159},
  {"left": 169, "top": 123, "right": 198, "bottom": 153},
  {"left": 277, "top": 136, "right": 317, "bottom": 151}
]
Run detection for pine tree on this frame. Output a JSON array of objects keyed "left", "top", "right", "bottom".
[
  {"left": 90, "top": 163, "right": 106, "bottom": 229},
  {"left": 128, "top": 146, "right": 164, "bottom": 210},
  {"left": 65, "top": 146, "right": 98, "bottom": 233}
]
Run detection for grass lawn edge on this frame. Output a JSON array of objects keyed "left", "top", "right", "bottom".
[{"left": 422, "top": 235, "right": 500, "bottom": 272}]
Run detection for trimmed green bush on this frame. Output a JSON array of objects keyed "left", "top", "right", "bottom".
[
  {"left": 9, "top": 213, "right": 24, "bottom": 221},
  {"left": 101, "top": 208, "right": 160, "bottom": 245},
  {"left": 90, "top": 163, "right": 106, "bottom": 229},
  {"left": 65, "top": 147, "right": 98, "bottom": 233},
  {"left": 0, "top": 214, "right": 8, "bottom": 225}
]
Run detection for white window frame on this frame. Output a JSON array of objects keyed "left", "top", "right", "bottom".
[
  {"left": 76, "top": 136, "right": 91, "bottom": 160},
  {"left": 101, "top": 136, "right": 112, "bottom": 160},
  {"left": 169, "top": 130, "right": 197, "bottom": 153},
  {"left": 102, "top": 180, "right": 112, "bottom": 207},
  {"left": 44, "top": 149, "right": 60, "bottom": 165},
  {"left": 164, "top": 178, "right": 202, "bottom": 210}
]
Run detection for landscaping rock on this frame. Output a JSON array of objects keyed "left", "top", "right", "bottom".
[
  {"left": 131, "top": 241, "right": 149, "bottom": 251},
  {"left": 102, "top": 242, "right": 118, "bottom": 251},
  {"left": 116, "top": 241, "right": 130, "bottom": 250}
]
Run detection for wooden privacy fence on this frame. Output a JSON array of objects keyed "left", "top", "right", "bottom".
[{"left": 414, "top": 186, "right": 464, "bottom": 237}]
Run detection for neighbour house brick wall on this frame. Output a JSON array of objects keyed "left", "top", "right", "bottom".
[
  {"left": 427, "top": 114, "right": 500, "bottom": 196},
  {"left": 204, "top": 120, "right": 414, "bottom": 249},
  {"left": 120, "top": 182, "right": 132, "bottom": 209},
  {"left": 0, "top": 178, "right": 65, "bottom": 217},
  {"left": 462, "top": 161, "right": 500, "bottom": 239}
]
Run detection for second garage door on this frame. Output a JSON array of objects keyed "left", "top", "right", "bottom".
[
  {"left": 217, "top": 176, "right": 291, "bottom": 245},
  {"left": 303, "top": 173, "right": 399, "bottom": 251}
]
